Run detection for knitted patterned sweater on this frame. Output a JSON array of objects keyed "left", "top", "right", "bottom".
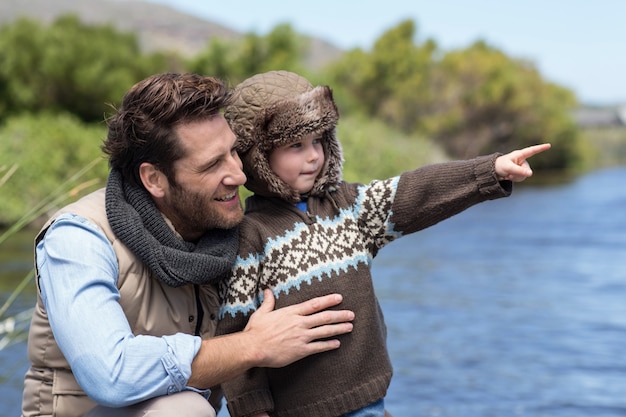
[{"left": 217, "top": 154, "right": 512, "bottom": 417}]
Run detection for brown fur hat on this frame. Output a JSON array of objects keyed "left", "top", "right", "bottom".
[{"left": 225, "top": 70, "right": 343, "bottom": 203}]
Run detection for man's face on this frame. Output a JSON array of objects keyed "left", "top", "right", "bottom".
[{"left": 161, "top": 116, "right": 246, "bottom": 241}]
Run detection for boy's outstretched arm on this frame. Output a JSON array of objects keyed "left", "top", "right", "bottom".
[{"left": 495, "top": 143, "right": 551, "bottom": 182}]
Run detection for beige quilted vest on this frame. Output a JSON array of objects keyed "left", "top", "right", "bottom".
[{"left": 21, "top": 188, "right": 221, "bottom": 417}]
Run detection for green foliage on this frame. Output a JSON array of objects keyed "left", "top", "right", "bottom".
[
  {"left": 0, "top": 13, "right": 608, "bottom": 219},
  {"left": 580, "top": 127, "right": 626, "bottom": 167},
  {"left": 338, "top": 114, "right": 445, "bottom": 183},
  {"left": 0, "top": 115, "right": 109, "bottom": 348},
  {"left": 188, "top": 23, "right": 307, "bottom": 85},
  {"left": 422, "top": 41, "right": 582, "bottom": 170},
  {"left": 0, "top": 18, "right": 43, "bottom": 118},
  {"left": 326, "top": 20, "right": 437, "bottom": 128},
  {"left": 0, "top": 113, "right": 108, "bottom": 225},
  {"left": 325, "top": 23, "right": 588, "bottom": 171},
  {"left": 0, "top": 15, "right": 176, "bottom": 123}
]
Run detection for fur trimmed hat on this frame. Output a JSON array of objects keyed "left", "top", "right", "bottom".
[{"left": 225, "top": 70, "right": 343, "bottom": 203}]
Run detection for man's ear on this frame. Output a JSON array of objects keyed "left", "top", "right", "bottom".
[{"left": 139, "top": 162, "right": 167, "bottom": 198}]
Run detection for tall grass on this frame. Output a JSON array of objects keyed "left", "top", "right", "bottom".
[{"left": 0, "top": 158, "right": 105, "bottom": 350}]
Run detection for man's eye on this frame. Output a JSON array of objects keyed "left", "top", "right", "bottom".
[{"left": 203, "top": 163, "right": 217, "bottom": 172}]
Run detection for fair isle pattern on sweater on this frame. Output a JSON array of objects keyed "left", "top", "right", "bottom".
[
  {"left": 219, "top": 176, "right": 401, "bottom": 319},
  {"left": 216, "top": 155, "right": 512, "bottom": 417}
]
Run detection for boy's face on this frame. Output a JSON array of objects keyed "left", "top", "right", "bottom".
[{"left": 268, "top": 132, "right": 325, "bottom": 195}]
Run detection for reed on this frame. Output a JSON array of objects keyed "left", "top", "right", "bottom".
[{"left": 0, "top": 158, "right": 105, "bottom": 350}]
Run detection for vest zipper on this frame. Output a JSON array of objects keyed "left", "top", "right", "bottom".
[{"left": 193, "top": 285, "right": 204, "bottom": 336}]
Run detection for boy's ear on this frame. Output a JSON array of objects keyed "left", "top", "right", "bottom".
[{"left": 139, "top": 162, "right": 167, "bottom": 198}]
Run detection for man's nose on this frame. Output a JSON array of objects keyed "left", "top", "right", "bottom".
[{"left": 225, "top": 152, "right": 246, "bottom": 186}]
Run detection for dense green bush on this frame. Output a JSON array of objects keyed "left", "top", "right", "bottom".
[
  {"left": 337, "top": 114, "right": 445, "bottom": 183},
  {"left": 0, "top": 113, "right": 108, "bottom": 226},
  {"left": 0, "top": 15, "right": 177, "bottom": 123}
]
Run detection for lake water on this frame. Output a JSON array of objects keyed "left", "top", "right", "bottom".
[{"left": 1, "top": 166, "right": 626, "bottom": 417}]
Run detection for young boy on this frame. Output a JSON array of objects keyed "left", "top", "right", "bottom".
[{"left": 217, "top": 70, "right": 550, "bottom": 417}]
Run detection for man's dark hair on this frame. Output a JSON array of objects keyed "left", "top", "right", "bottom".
[{"left": 102, "top": 73, "right": 232, "bottom": 187}]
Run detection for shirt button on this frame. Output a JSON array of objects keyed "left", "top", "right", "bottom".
[
  {"left": 210, "top": 313, "right": 216, "bottom": 320},
  {"left": 189, "top": 315, "right": 194, "bottom": 322}
]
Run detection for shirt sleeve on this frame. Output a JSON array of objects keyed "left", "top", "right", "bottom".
[{"left": 37, "top": 213, "right": 205, "bottom": 407}]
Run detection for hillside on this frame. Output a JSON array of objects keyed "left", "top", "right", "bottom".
[{"left": 0, "top": 0, "right": 344, "bottom": 67}]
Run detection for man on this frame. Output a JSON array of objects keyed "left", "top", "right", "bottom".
[{"left": 21, "top": 73, "right": 355, "bottom": 417}]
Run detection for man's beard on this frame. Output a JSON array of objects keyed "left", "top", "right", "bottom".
[{"left": 167, "top": 184, "right": 242, "bottom": 238}]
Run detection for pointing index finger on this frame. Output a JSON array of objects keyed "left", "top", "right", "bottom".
[{"left": 518, "top": 143, "right": 551, "bottom": 159}]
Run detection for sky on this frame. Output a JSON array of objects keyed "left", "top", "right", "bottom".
[{"left": 147, "top": 0, "right": 625, "bottom": 106}]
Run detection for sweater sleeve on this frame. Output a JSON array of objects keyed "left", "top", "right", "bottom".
[
  {"left": 390, "top": 153, "right": 511, "bottom": 235},
  {"left": 354, "top": 153, "right": 511, "bottom": 254}
]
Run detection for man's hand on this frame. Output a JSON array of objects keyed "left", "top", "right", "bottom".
[
  {"left": 244, "top": 289, "right": 355, "bottom": 368},
  {"left": 188, "top": 290, "right": 353, "bottom": 389},
  {"left": 495, "top": 143, "right": 551, "bottom": 182}
]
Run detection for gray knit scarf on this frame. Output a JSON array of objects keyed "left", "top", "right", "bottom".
[{"left": 105, "top": 168, "right": 238, "bottom": 287}]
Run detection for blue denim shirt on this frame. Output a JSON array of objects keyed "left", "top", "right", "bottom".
[{"left": 36, "top": 213, "right": 206, "bottom": 406}]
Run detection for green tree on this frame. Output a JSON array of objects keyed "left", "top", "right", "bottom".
[
  {"left": 422, "top": 41, "right": 582, "bottom": 169},
  {"left": 328, "top": 20, "right": 584, "bottom": 171},
  {"left": 327, "top": 19, "right": 436, "bottom": 128},
  {"left": 187, "top": 37, "right": 236, "bottom": 81},
  {"left": 261, "top": 23, "right": 306, "bottom": 73},
  {"left": 189, "top": 23, "right": 307, "bottom": 85},
  {"left": 0, "top": 18, "right": 46, "bottom": 118},
  {"left": 0, "top": 15, "right": 175, "bottom": 123}
]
